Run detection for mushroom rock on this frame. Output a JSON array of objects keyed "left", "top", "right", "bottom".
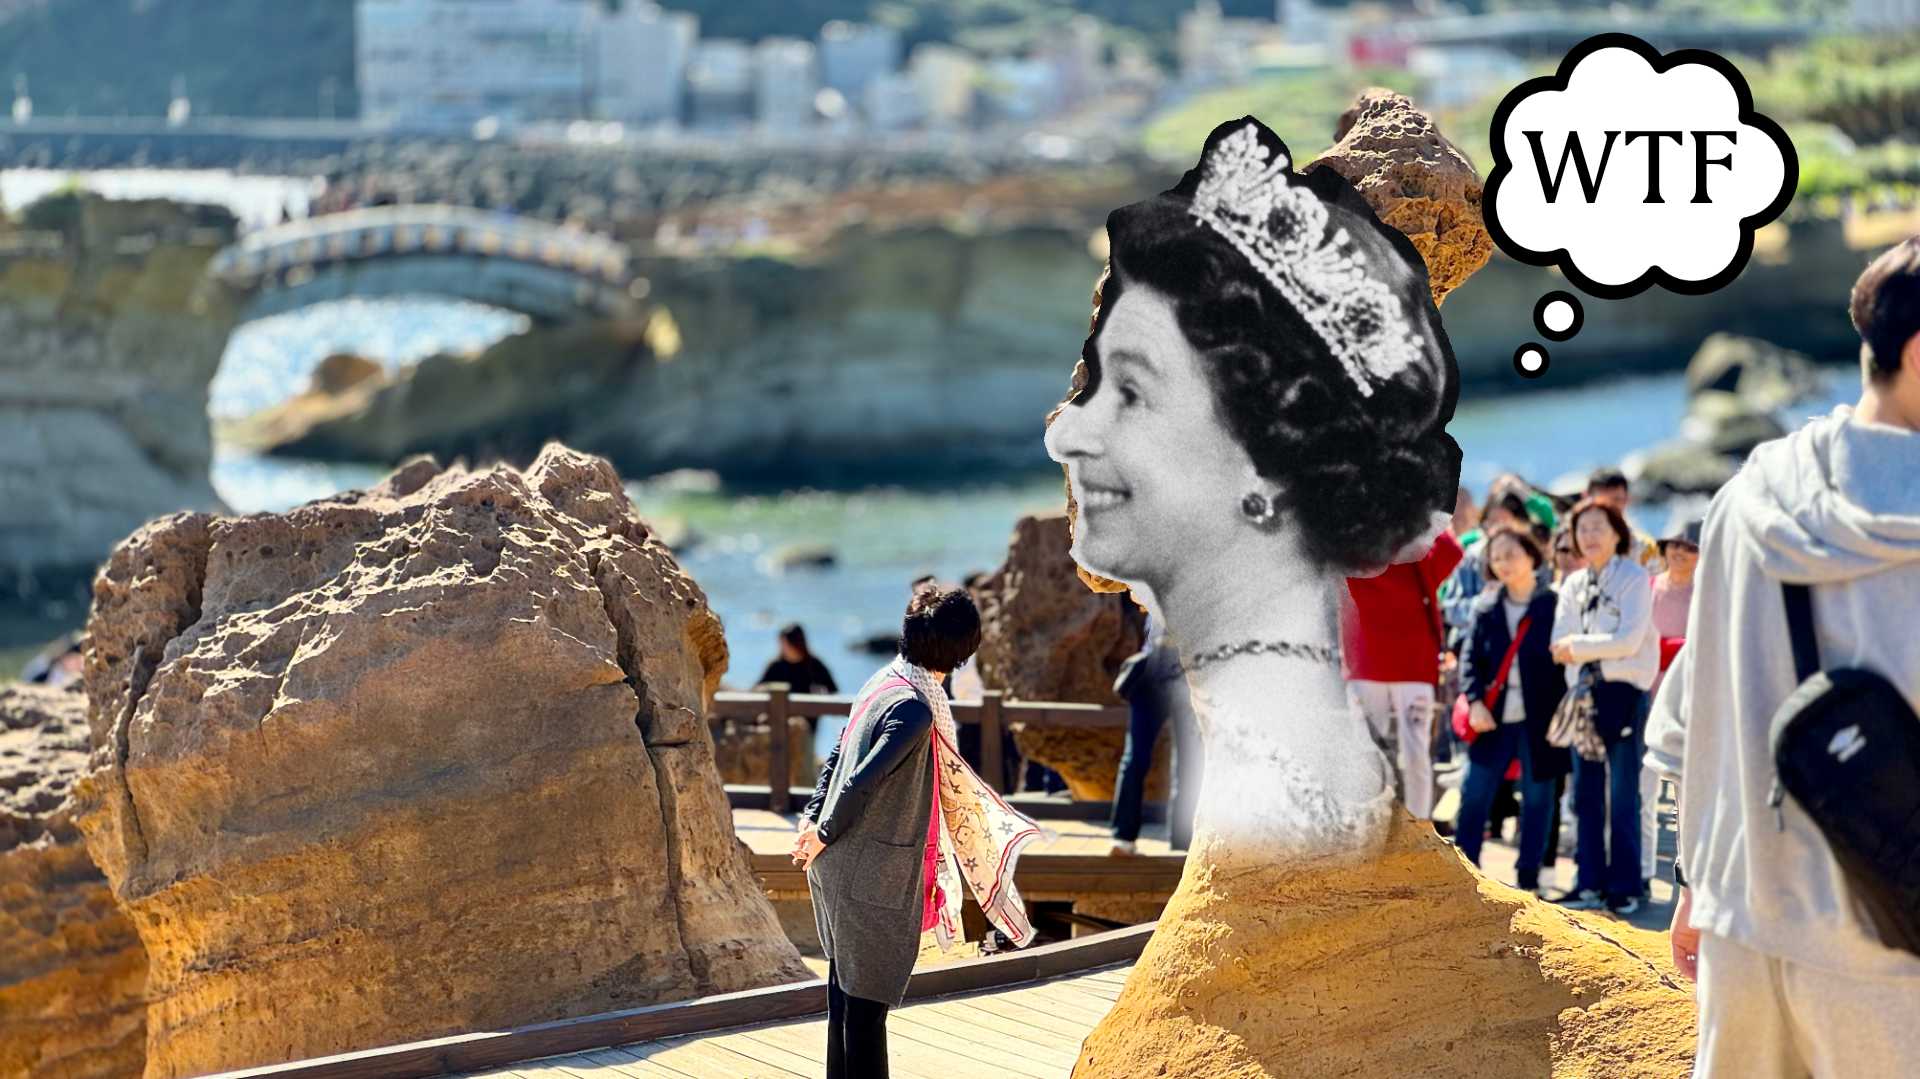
[
  {"left": 0, "top": 682, "right": 147, "bottom": 1079},
  {"left": 1074, "top": 814, "right": 1696, "bottom": 1078},
  {"left": 70, "top": 444, "right": 807, "bottom": 1077},
  {"left": 971, "top": 513, "right": 1150, "bottom": 801},
  {"left": 1308, "top": 88, "right": 1494, "bottom": 305}
]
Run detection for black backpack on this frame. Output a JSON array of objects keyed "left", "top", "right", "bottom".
[{"left": 1766, "top": 582, "right": 1920, "bottom": 957}]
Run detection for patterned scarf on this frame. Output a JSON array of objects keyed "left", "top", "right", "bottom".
[{"left": 841, "top": 656, "right": 1050, "bottom": 951}]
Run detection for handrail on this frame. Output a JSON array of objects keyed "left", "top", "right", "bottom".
[
  {"left": 209, "top": 923, "right": 1156, "bottom": 1079},
  {"left": 712, "top": 686, "right": 1128, "bottom": 811}
]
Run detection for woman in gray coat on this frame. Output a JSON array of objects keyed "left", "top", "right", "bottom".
[{"left": 792, "top": 584, "right": 1043, "bottom": 1078}]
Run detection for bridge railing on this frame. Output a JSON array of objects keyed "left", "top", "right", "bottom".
[{"left": 711, "top": 685, "right": 1127, "bottom": 813}]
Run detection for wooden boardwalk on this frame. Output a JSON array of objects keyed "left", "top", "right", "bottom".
[{"left": 458, "top": 964, "right": 1127, "bottom": 1079}]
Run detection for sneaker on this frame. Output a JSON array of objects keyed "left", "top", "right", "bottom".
[
  {"left": 1607, "top": 894, "right": 1645, "bottom": 916},
  {"left": 1108, "top": 839, "right": 1139, "bottom": 857},
  {"left": 1529, "top": 885, "right": 1554, "bottom": 900},
  {"left": 1553, "top": 888, "right": 1606, "bottom": 910}
]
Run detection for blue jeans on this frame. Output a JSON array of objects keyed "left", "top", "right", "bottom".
[
  {"left": 1109, "top": 677, "right": 1199, "bottom": 849},
  {"left": 1455, "top": 721, "right": 1555, "bottom": 889},
  {"left": 1573, "top": 681, "right": 1648, "bottom": 899}
]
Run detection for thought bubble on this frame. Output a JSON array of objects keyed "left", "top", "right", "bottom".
[{"left": 1485, "top": 33, "right": 1797, "bottom": 301}]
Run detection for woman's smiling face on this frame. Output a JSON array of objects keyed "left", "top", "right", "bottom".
[{"left": 1045, "top": 282, "right": 1253, "bottom": 586}]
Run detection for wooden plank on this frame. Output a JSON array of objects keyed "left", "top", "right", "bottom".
[
  {"left": 714, "top": 1025, "right": 830, "bottom": 1079},
  {"left": 855, "top": 1025, "right": 1010, "bottom": 1079},
  {"left": 980, "top": 691, "right": 1005, "bottom": 794},
  {"left": 991, "top": 983, "right": 1114, "bottom": 1025},
  {"left": 885, "top": 1009, "right": 1078, "bottom": 1076},
  {"left": 766, "top": 685, "right": 792, "bottom": 815},
  {"left": 943, "top": 994, "right": 1100, "bottom": 1042},
  {"left": 607, "top": 1039, "right": 801, "bottom": 1079},
  {"left": 535, "top": 1050, "right": 688, "bottom": 1079},
  {"left": 568, "top": 1047, "right": 689, "bottom": 1079},
  {"left": 905, "top": 999, "right": 1091, "bottom": 1057}
]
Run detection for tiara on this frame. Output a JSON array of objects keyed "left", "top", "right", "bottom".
[{"left": 1188, "top": 123, "right": 1424, "bottom": 398}]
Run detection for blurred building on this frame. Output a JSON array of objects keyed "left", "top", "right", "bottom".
[
  {"left": 1177, "top": 1, "right": 1272, "bottom": 87},
  {"left": 1035, "top": 14, "right": 1106, "bottom": 107},
  {"left": 1854, "top": 0, "right": 1920, "bottom": 28},
  {"left": 980, "top": 56, "right": 1064, "bottom": 123},
  {"left": 591, "top": 1, "right": 696, "bottom": 127},
  {"left": 1408, "top": 44, "right": 1526, "bottom": 109},
  {"left": 687, "top": 38, "right": 753, "bottom": 129},
  {"left": 907, "top": 44, "right": 978, "bottom": 127},
  {"left": 754, "top": 37, "right": 819, "bottom": 132},
  {"left": 819, "top": 20, "right": 901, "bottom": 102},
  {"left": 861, "top": 70, "right": 924, "bottom": 132},
  {"left": 357, "top": 0, "right": 593, "bottom": 131}
]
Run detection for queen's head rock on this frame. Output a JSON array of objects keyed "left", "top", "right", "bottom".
[{"left": 70, "top": 443, "right": 807, "bottom": 1077}]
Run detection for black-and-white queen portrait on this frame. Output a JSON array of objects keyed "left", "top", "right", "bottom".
[{"left": 1045, "top": 116, "right": 1463, "bottom": 863}]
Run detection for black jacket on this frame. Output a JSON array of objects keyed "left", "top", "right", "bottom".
[{"left": 1461, "top": 585, "right": 1571, "bottom": 782}]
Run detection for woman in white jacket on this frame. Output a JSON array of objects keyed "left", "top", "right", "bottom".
[{"left": 1549, "top": 498, "right": 1660, "bottom": 913}]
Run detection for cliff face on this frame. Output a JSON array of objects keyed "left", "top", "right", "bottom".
[
  {"left": 0, "top": 194, "right": 237, "bottom": 602},
  {"left": 70, "top": 445, "right": 807, "bottom": 1077},
  {"left": 0, "top": 682, "right": 146, "bottom": 1079}
]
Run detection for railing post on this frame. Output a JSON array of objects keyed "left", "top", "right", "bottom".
[
  {"left": 767, "top": 684, "right": 792, "bottom": 816},
  {"left": 981, "top": 690, "right": 1005, "bottom": 795}
]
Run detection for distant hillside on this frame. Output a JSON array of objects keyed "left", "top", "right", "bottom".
[{"left": 0, "top": 0, "right": 1283, "bottom": 120}]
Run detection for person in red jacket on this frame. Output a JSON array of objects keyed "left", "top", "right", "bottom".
[{"left": 1342, "top": 530, "right": 1464, "bottom": 820}]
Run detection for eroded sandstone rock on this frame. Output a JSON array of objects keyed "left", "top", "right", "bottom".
[
  {"left": 1309, "top": 88, "right": 1493, "bottom": 306},
  {"left": 971, "top": 513, "right": 1150, "bottom": 801},
  {"left": 1074, "top": 814, "right": 1695, "bottom": 1078},
  {"left": 71, "top": 444, "right": 807, "bottom": 1077},
  {"left": 0, "top": 682, "right": 146, "bottom": 1079}
]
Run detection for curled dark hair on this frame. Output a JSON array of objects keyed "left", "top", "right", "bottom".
[
  {"left": 1078, "top": 116, "right": 1461, "bottom": 570},
  {"left": 899, "top": 585, "right": 981, "bottom": 672},
  {"left": 1566, "top": 498, "right": 1633, "bottom": 557}
]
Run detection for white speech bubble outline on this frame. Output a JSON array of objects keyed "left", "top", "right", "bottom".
[{"left": 1484, "top": 32, "right": 1798, "bottom": 300}]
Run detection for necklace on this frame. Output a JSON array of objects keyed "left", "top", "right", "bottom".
[{"left": 1183, "top": 639, "right": 1341, "bottom": 673}]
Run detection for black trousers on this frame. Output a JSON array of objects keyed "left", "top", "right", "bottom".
[{"left": 826, "top": 960, "right": 889, "bottom": 1079}]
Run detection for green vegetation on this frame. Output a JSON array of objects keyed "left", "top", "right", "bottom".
[{"left": 1141, "top": 68, "right": 1421, "bottom": 165}]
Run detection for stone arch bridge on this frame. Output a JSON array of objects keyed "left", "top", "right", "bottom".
[{"left": 208, "top": 204, "right": 643, "bottom": 324}]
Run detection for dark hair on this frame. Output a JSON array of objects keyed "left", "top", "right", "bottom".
[
  {"left": 1852, "top": 237, "right": 1920, "bottom": 384},
  {"left": 1484, "top": 524, "right": 1544, "bottom": 569},
  {"left": 1079, "top": 117, "right": 1461, "bottom": 570},
  {"left": 1585, "top": 468, "right": 1629, "bottom": 494},
  {"left": 778, "top": 623, "right": 809, "bottom": 652},
  {"left": 1481, "top": 490, "right": 1528, "bottom": 527},
  {"left": 1567, "top": 498, "right": 1632, "bottom": 557},
  {"left": 899, "top": 585, "right": 981, "bottom": 672}
]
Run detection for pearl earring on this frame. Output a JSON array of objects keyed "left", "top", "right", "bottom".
[{"left": 1241, "top": 491, "right": 1280, "bottom": 529}]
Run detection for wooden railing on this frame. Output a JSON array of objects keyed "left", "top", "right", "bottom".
[
  {"left": 214, "top": 923, "right": 1157, "bottom": 1079},
  {"left": 710, "top": 686, "right": 1129, "bottom": 814}
]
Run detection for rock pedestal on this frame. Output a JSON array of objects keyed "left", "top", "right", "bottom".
[
  {"left": 1073, "top": 814, "right": 1695, "bottom": 1078},
  {"left": 1309, "top": 88, "right": 1493, "bottom": 306},
  {"left": 971, "top": 513, "right": 1150, "bottom": 801},
  {"left": 71, "top": 445, "right": 807, "bottom": 1077},
  {"left": 0, "top": 683, "right": 146, "bottom": 1079}
]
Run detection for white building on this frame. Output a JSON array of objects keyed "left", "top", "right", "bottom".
[
  {"left": 819, "top": 20, "right": 901, "bottom": 101},
  {"left": 861, "top": 70, "right": 924, "bottom": 132},
  {"left": 907, "top": 44, "right": 978, "bottom": 127},
  {"left": 357, "top": 0, "right": 592, "bottom": 131},
  {"left": 1855, "top": 0, "right": 1920, "bottom": 27},
  {"left": 687, "top": 38, "right": 754, "bottom": 129},
  {"left": 1036, "top": 15, "right": 1105, "bottom": 107},
  {"left": 980, "top": 57, "right": 1064, "bottom": 123},
  {"left": 754, "top": 37, "right": 819, "bottom": 131},
  {"left": 591, "top": 1, "right": 696, "bottom": 127}
]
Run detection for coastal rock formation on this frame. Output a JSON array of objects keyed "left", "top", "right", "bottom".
[
  {"left": 1073, "top": 814, "right": 1695, "bottom": 1078},
  {"left": 0, "top": 682, "right": 146, "bottom": 1079},
  {"left": 69, "top": 445, "right": 808, "bottom": 1077},
  {"left": 0, "top": 194, "right": 236, "bottom": 602},
  {"left": 971, "top": 513, "right": 1150, "bottom": 801},
  {"left": 1309, "top": 88, "right": 1493, "bottom": 305},
  {"left": 245, "top": 318, "right": 666, "bottom": 465},
  {"left": 1628, "top": 334, "right": 1824, "bottom": 500}
]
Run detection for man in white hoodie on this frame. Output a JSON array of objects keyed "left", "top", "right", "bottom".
[{"left": 1647, "top": 238, "right": 1920, "bottom": 1076}]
